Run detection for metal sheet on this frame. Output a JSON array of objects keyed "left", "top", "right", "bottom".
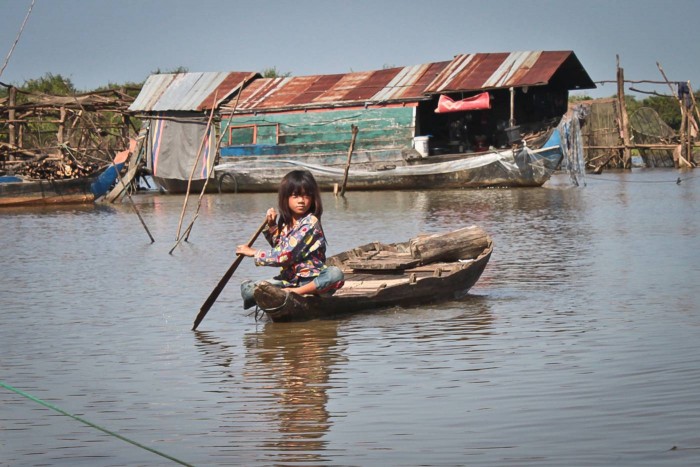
[
  {"left": 129, "top": 71, "right": 258, "bottom": 112},
  {"left": 132, "top": 50, "right": 594, "bottom": 114},
  {"left": 425, "top": 51, "right": 591, "bottom": 93}
]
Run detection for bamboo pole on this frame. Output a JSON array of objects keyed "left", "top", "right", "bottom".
[
  {"left": 175, "top": 92, "right": 218, "bottom": 240},
  {"left": 169, "top": 79, "right": 250, "bottom": 254}
]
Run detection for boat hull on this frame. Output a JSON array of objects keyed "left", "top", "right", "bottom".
[
  {"left": 0, "top": 177, "right": 96, "bottom": 207},
  {"left": 214, "top": 145, "right": 562, "bottom": 193},
  {"left": 0, "top": 164, "right": 121, "bottom": 207}
]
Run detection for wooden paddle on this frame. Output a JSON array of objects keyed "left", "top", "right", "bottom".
[{"left": 192, "top": 218, "right": 268, "bottom": 330}]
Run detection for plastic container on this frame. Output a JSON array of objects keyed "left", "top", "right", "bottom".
[
  {"left": 413, "top": 136, "right": 430, "bottom": 157},
  {"left": 505, "top": 126, "right": 521, "bottom": 145}
]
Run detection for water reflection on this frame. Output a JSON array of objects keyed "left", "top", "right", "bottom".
[
  {"left": 242, "top": 321, "right": 345, "bottom": 463},
  {"left": 193, "top": 321, "right": 346, "bottom": 464}
]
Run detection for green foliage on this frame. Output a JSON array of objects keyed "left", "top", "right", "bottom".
[
  {"left": 150, "top": 66, "right": 189, "bottom": 76},
  {"left": 20, "top": 72, "right": 76, "bottom": 97},
  {"left": 2, "top": 73, "right": 78, "bottom": 107},
  {"left": 261, "top": 66, "right": 291, "bottom": 78},
  {"left": 569, "top": 94, "right": 593, "bottom": 102},
  {"left": 643, "top": 94, "right": 683, "bottom": 130}
]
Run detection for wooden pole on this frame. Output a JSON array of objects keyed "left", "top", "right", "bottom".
[
  {"left": 8, "top": 87, "right": 16, "bottom": 156},
  {"left": 175, "top": 92, "right": 218, "bottom": 240},
  {"left": 657, "top": 63, "right": 694, "bottom": 168},
  {"left": 687, "top": 82, "right": 699, "bottom": 167},
  {"left": 339, "top": 124, "right": 358, "bottom": 198},
  {"left": 616, "top": 56, "right": 632, "bottom": 169},
  {"left": 509, "top": 87, "right": 515, "bottom": 127},
  {"left": 70, "top": 94, "right": 155, "bottom": 243},
  {"left": 169, "top": 78, "right": 251, "bottom": 254},
  {"left": 191, "top": 218, "right": 268, "bottom": 331},
  {"left": 57, "top": 106, "right": 66, "bottom": 146}
]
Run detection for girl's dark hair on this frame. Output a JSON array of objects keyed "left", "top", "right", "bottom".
[{"left": 277, "top": 170, "right": 323, "bottom": 227}]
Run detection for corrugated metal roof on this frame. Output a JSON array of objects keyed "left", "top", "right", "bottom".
[
  {"left": 227, "top": 51, "right": 593, "bottom": 113},
  {"left": 230, "top": 63, "right": 451, "bottom": 112},
  {"left": 424, "top": 51, "right": 590, "bottom": 93},
  {"left": 129, "top": 51, "right": 594, "bottom": 114},
  {"left": 128, "top": 71, "right": 259, "bottom": 112}
]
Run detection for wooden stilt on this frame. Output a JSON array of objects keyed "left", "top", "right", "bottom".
[{"left": 339, "top": 124, "right": 358, "bottom": 197}]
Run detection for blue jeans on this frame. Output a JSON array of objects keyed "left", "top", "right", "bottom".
[{"left": 241, "top": 266, "right": 344, "bottom": 306}]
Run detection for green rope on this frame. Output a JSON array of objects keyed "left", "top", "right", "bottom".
[{"left": 0, "top": 380, "right": 194, "bottom": 467}]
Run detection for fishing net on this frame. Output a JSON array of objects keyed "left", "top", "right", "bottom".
[
  {"left": 629, "top": 107, "right": 676, "bottom": 167},
  {"left": 557, "top": 107, "right": 587, "bottom": 187}
]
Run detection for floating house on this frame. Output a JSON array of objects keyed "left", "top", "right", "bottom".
[
  {"left": 220, "top": 51, "right": 593, "bottom": 164},
  {"left": 129, "top": 51, "right": 595, "bottom": 193}
]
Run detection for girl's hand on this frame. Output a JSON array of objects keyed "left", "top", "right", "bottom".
[
  {"left": 266, "top": 208, "right": 277, "bottom": 227},
  {"left": 236, "top": 245, "right": 257, "bottom": 257}
]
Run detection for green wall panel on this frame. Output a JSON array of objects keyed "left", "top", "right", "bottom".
[{"left": 221, "top": 107, "right": 414, "bottom": 156}]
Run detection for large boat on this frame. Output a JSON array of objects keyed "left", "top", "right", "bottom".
[
  {"left": 251, "top": 225, "right": 493, "bottom": 322},
  {"left": 214, "top": 130, "right": 563, "bottom": 192}
]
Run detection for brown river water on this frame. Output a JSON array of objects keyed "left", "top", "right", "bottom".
[{"left": 2, "top": 169, "right": 699, "bottom": 466}]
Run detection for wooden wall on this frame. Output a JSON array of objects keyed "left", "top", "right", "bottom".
[{"left": 219, "top": 107, "right": 415, "bottom": 159}]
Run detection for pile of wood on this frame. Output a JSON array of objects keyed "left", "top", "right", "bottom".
[
  {"left": 10, "top": 156, "right": 102, "bottom": 180},
  {"left": 1, "top": 86, "right": 138, "bottom": 179}
]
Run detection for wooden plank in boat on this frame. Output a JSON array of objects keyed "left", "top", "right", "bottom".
[{"left": 345, "top": 253, "right": 421, "bottom": 270}]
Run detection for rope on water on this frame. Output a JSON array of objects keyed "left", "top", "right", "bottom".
[{"left": 0, "top": 380, "right": 194, "bottom": 467}]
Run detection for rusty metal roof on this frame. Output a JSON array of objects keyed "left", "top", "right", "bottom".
[
  {"left": 226, "top": 51, "right": 593, "bottom": 113},
  {"left": 424, "top": 51, "right": 594, "bottom": 93},
  {"left": 130, "top": 51, "right": 594, "bottom": 114},
  {"left": 129, "top": 71, "right": 259, "bottom": 112},
  {"left": 229, "top": 62, "right": 451, "bottom": 112}
]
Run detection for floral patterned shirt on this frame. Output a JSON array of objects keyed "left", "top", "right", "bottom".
[{"left": 254, "top": 213, "right": 327, "bottom": 286}]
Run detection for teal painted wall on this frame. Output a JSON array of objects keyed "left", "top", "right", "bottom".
[{"left": 220, "top": 107, "right": 415, "bottom": 157}]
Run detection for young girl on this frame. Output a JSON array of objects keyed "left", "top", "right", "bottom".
[{"left": 237, "top": 170, "right": 344, "bottom": 309}]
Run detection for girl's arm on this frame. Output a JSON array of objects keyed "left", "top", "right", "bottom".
[
  {"left": 236, "top": 208, "right": 279, "bottom": 256},
  {"left": 262, "top": 207, "right": 279, "bottom": 247}
]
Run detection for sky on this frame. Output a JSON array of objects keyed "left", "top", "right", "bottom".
[{"left": 1, "top": 0, "right": 699, "bottom": 99}]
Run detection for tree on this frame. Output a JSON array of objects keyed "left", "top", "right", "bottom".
[
  {"left": 261, "top": 66, "right": 291, "bottom": 78},
  {"left": 151, "top": 66, "right": 189, "bottom": 75},
  {"left": 20, "top": 73, "right": 76, "bottom": 97}
]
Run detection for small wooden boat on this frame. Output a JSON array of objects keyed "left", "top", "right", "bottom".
[{"left": 252, "top": 225, "right": 493, "bottom": 322}]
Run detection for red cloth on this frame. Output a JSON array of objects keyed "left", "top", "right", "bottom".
[{"left": 435, "top": 92, "right": 490, "bottom": 113}]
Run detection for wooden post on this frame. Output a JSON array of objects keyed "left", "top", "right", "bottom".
[
  {"left": 8, "top": 86, "right": 16, "bottom": 158},
  {"left": 509, "top": 87, "right": 515, "bottom": 127},
  {"left": 687, "top": 81, "right": 699, "bottom": 167},
  {"left": 616, "top": 56, "right": 632, "bottom": 169},
  {"left": 339, "top": 124, "right": 358, "bottom": 197},
  {"left": 58, "top": 106, "right": 66, "bottom": 145},
  {"left": 657, "top": 63, "right": 693, "bottom": 168}
]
